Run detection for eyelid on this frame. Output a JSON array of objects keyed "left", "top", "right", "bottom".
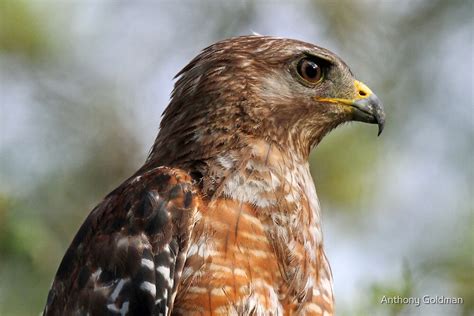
[{"left": 302, "top": 53, "right": 333, "bottom": 68}]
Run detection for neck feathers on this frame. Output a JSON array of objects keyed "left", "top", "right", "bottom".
[{"left": 213, "top": 138, "right": 331, "bottom": 302}]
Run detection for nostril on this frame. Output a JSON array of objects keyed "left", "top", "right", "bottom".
[{"left": 359, "top": 90, "right": 367, "bottom": 97}]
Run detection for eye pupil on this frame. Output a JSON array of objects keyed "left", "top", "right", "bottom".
[
  {"left": 297, "top": 58, "right": 323, "bottom": 83},
  {"left": 305, "top": 62, "right": 318, "bottom": 78}
]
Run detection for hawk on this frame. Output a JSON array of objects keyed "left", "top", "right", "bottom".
[{"left": 43, "top": 36, "right": 385, "bottom": 316}]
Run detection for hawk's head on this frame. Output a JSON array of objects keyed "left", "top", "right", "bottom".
[{"left": 153, "top": 35, "right": 385, "bottom": 164}]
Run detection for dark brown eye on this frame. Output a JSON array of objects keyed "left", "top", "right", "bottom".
[{"left": 297, "top": 58, "right": 323, "bottom": 83}]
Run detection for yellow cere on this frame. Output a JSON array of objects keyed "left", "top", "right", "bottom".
[
  {"left": 354, "top": 80, "right": 373, "bottom": 100},
  {"left": 316, "top": 80, "right": 373, "bottom": 105}
]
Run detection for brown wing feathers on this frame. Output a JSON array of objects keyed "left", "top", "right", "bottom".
[{"left": 43, "top": 167, "right": 198, "bottom": 316}]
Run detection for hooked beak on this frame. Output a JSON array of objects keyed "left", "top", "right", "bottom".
[{"left": 317, "top": 80, "right": 386, "bottom": 136}]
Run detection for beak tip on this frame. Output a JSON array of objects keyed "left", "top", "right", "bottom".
[
  {"left": 376, "top": 109, "right": 386, "bottom": 136},
  {"left": 350, "top": 94, "right": 386, "bottom": 136},
  {"left": 377, "top": 121, "right": 384, "bottom": 136}
]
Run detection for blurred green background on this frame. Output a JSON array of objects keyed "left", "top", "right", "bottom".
[{"left": 0, "top": 0, "right": 472, "bottom": 315}]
